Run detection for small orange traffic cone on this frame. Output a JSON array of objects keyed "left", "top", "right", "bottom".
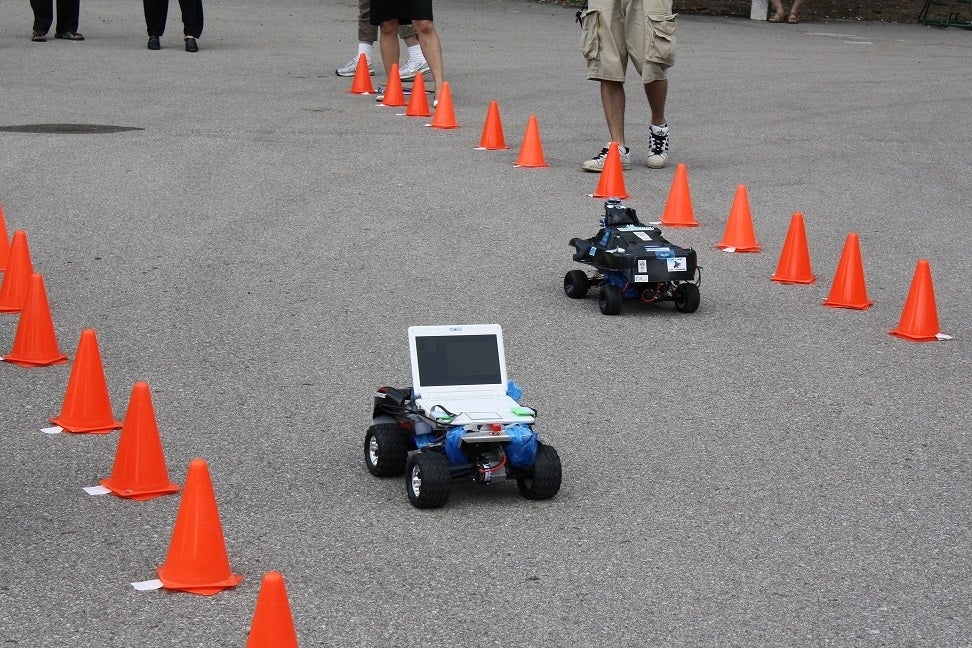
[
  {"left": 405, "top": 71, "right": 430, "bottom": 117},
  {"left": 0, "top": 230, "right": 35, "bottom": 312},
  {"left": 514, "top": 115, "right": 548, "bottom": 168},
  {"left": 348, "top": 53, "right": 375, "bottom": 94},
  {"left": 430, "top": 81, "right": 458, "bottom": 129},
  {"left": 592, "top": 142, "right": 630, "bottom": 199},
  {"left": 100, "top": 382, "right": 181, "bottom": 500},
  {"left": 475, "top": 100, "right": 508, "bottom": 150},
  {"left": 157, "top": 458, "right": 242, "bottom": 595},
  {"left": 51, "top": 329, "right": 123, "bottom": 433},
  {"left": 771, "top": 212, "right": 815, "bottom": 284},
  {"left": 0, "top": 205, "right": 10, "bottom": 271},
  {"left": 889, "top": 259, "right": 946, "bottom": 341},
  {"left": 246, "top": 572, "right": 299, "bottom": 648},
  {"left": 660, "top": 164, "right": 699, "bottom": 227},
  {"left": 381, "top": 63, "right": 406, "bottom": 107},
  {"left": 3, "top": 274, "right": 67, "bottom": 367},
  {"left": 823, "top": 232, "right": 872, "bottom": 309},
  {"left": 716, "top": 185, "right": 761, "bottom": 252}
]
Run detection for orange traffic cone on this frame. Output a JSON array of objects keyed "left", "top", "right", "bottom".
[
  {"left": 592, "top": 142, "right": 629, "bottom": 199},
  {"left": 716, "top": 185, "right": 761, "bottom": 252},
  {"left": 51, "top": 329, "right": 123, "bottom": 433},
  {"left": 348, "top": 53, "right": 375, "bottom": 94},
  {"left": 381, "top": 63, "right": 406, "bottom": 107},
  {"left": 475, "top": 100, "right": 508, "bottom": 150},
  {"left": 514, "top": 115, "right": 548, "bottom": 168},
  {"left": 771, "top": 212, "right": 815, "bottom": 284},
  {"left": 0, "top": 230, "right": 35, "bottom": 312},
  {"left": 889, "top": 259, "right": 947, "bottom": 341},
  {"left": 660, "top": 164, "right": 699, "bottom": 227},
  {"left": 0, "top": 205, "right": 10, "bottom": 271},
  {"left": 100, "top": 382, "right": 181, "bottom": 500},
  {"left": 3, "top": 274, "right": 67, "bottom": 367},
  {"left": 430, "top": 81, "right": 458, "bottom": 129},
  {"left": 823, "top": 232, "right": 872, "bottom": 309},
  {"left": 246, "top": 572, "right": 299, "bottom": 648},
  {"left": 405, "top": 71, "right": 430, "bottom": 117},
  {"left": 157, "top": 458, "right": 242, "bottom": 595}
]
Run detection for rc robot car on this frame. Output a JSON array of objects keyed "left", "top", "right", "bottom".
[
  {"left": 565, "top": 198, "right": 701, "bottom": 315},
  {"left": 363, "top": 325, "right": 562, "bottom": 509}
]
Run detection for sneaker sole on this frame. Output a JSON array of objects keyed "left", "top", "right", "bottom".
[
  {"left": 582, "top": 161, "right": 632, "bottom": 173},
  {"left": 336, "top": 69, "right": 375, "bottom": 77}
]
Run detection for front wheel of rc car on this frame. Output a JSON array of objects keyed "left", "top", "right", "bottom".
[
  {"left": 673, "top": 282, "right": 701, "bottom": 313},
  {"left": 517, "top": 444, "right": 562, "bottom": 500},
  {"left": 364, "top": 424, "right": 408, "bottom": 477},
  {"left": 563, "top": 270, "right": 590, "bottom": 299},
  {"left": 405, "top": 452, "right": 451, "bottom": 509},
  {"left": 598, "top": 284, "right": 622, "bottom": 315}
]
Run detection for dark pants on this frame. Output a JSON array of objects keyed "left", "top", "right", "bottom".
[
  {"left": 31, "top": 0, "right": 80, "bottom": 34},
  {"left": 143, "top": 0, "right": 204, "bottom": 38}
]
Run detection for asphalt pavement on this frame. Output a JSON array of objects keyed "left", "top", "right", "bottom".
[{"left": 0, "top": 0, "right": 970, "bottom": 645}]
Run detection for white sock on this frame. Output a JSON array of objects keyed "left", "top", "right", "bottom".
[
  {"left": 358, "top": 42, "right": 374, "bottom": 62},
  {"left": 407, "top": 43, "right": 426, "bottom": 64}
]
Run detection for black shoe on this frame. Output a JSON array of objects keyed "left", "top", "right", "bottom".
[
  {"left": 184, "top": 37, "right": 198, "bottom": 52},
  {"left": 54, "top": 31, "right": 84, "bottom": 40},
  {"left": 147, "top": 36, "right": 160, "bottom": 50},
  {"left": 32, "top": 30, "right": 47, "bottom": 42}
]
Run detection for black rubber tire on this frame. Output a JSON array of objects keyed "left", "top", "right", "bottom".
[
  {"left": 517, "top": 444, "right": 562, "bottom": 500},
  {"left": 598, "top": 284, "right": 622, "bottom": 315},
  {"left": 563, "top": 270, "right": 590, "bottom": 299},
  {"left": 405, "top": 452, "right": 451, "bottom": 509},
  {"left": 673, "top": 283, "right": 701, "bottom": 313},
  {"left": 364, "top": 423, "right": 408, "bottom": 477}
]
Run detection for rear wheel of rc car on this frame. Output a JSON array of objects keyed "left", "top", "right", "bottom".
[
  {"left": 364, "top": 424, "right": 408, "bottom": 477},
  {"left": 405, "top": 452, "right": 451, "bottom": 509},
  {"left": 598, "top": 284, "right": 622, "bottom": 315},
  {"left": 517, "top": 444, "right": 562, "bottom": 500},
  {"left": 563, "top": 270, "right": 590, "bottom": 299},
  {"left": 673, "top": 283, "right": 701, "bottom": 313}
]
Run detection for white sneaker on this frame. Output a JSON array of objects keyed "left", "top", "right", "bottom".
[
  {"left": 336, "top": 56, "right": 373, "bottom": 77},
  {"left": 399, "top": 59, "right": 431, "bottom": 81},
  {"left": 646, "top": 123, "right": 670, "bottom": 169},
  {"left": 582, "top": 145, "right": 631, "bottom": 172}
]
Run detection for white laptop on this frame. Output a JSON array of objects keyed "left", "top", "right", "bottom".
[{"left": 408, "top": 324, "right": 535, "bottom": 425}]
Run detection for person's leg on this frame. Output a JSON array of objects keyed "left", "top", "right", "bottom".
[
  {"left": 178, "top": 0, "right": 203, "bottom": 38},
  {"left": 30, "top": 0, "right": 53, "bottom": 33},
  {"left": 788, "top": 0, "right": 806, "bottom": 20},
  {"left": 54, "top": 0, "right": 80, "bottom": 34},
  {"left": 601, "top": 80, "right": 627, "bottom": 148},
  {"left": 378, "top": 19, "right": 401, "bottom": 79},
  {"left": 645, "top": 79, "right": 667, "bottom": 126},
  {"left": 411, "top": 19, "right": 442, "bottom": 97},
  {"left": 143, "top": 0, "right": 167, "bottom": 36},
  {"left": 768, "top": 0, "right": 786, "bottom": 20}
]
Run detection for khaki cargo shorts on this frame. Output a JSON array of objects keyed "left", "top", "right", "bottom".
[{"left": 580, "top": 0, "right": 676, "bottom": 83}]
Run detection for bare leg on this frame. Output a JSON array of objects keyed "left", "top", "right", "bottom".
[
  {"left": 645, "top": 79, "right": 667, "bottom": 126},
  {"left": 412, "top": 19, "right": 443, "bottom": 97},
  {"left": 600, "top": 80, "right": 626, "bottom": 148},
  {"left": 788, "top": 0, "right": 806, "bottom": 18},
  {"left": 378, "top": 20, "right": 400, "bottom": 78}
]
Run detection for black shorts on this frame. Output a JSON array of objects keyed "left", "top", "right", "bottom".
[{"left": 369, "top": 0, "right": 433, "bottom": 25}]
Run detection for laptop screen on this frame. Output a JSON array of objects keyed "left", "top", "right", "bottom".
[{"left": 414, "top": 334, "right": 503, "bottom": 387}]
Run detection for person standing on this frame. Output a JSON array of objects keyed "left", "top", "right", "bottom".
[
  {"left": 30, "top": 0, "right": 83, "bottom": 41},
  {"left": 370, "top": 0, "right": 444, "bottom": 101},
  {"left": 143, "top": 0, "right": 203, "bottom": 52},
  {"left": 579, "top": 0, "right": 676, "bottom": 171},
  {"left": 336, "top": 0, "right": 430, "bottom": 81}
]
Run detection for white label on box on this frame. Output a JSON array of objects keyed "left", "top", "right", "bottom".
[
  {"left": 637, "top": 259, "right": 647, "bottom": 273},
  {"left": 667, "top": 257, "right": 687, "bottom": 271}
]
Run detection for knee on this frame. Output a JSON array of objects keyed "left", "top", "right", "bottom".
[{"left": 412, "top": 20, "right": 436, "bottom": 36}]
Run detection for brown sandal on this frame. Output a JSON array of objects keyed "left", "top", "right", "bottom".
[
  {"left": 787, "top": 12, "right": 800, "bottom": 23},
  {"left": 768, "top": 10, "right": 786, "bottom": 22}
]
